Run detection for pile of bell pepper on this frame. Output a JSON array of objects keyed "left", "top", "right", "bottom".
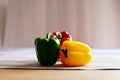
[
  {"left": 35, "top": 31, "right": 72, "bottom": 66},
  {"left": 35, "top": 31, "right": 92, "bottom": 66}
]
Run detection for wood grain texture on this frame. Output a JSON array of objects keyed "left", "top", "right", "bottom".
[{"left": 0, "top": 69, "right": 120, "bottom": 80}]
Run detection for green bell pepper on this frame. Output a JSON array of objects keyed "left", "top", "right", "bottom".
[{"left": 35, "top": 32, "right": 60, "bottom": 66}]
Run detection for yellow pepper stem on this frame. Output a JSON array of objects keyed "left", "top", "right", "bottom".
[{"left": 61, "top": 48, "right": 68, "bottom": 57}]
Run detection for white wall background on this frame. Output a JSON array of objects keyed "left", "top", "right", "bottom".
[
  {"left": 1, "top": 0, "right": 120, "bottom": 48},
  {"left": 0, "top": 0, "right": 7, "bottom": 47}
]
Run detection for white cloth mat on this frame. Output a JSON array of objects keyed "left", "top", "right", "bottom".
[{"left": 0, "top": 48, "right": 120, "bottom": 70}]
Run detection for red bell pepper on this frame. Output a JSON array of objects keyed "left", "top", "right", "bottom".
[
  {"left": 50, "top": 31, "right": 72, "bottom": 46},
  {"left": 60, "top": 31, "right": 72, "bottom": 45}
]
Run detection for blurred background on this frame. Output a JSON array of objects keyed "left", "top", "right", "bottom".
[{"left": 0, "top": 0, "right": 120, "bottom": 48}]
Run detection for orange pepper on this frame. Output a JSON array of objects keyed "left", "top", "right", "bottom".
[{"left": 59, "top": 41, "right": 92, "bottom": 66}]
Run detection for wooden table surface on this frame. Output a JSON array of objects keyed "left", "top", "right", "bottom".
[
  {"left": 0, "top": 69, "right": 120, "bottom": 80},
  {"left": 1, "top": 48, "right": 120, "bottom": 80}
]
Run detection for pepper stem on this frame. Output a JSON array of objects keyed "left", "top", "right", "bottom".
[
  {"left": 46, "top": 32, "right": 51, "bottom": 39},
  {"left": 61, "top": 48, "right": 67, "bottom": 57}
]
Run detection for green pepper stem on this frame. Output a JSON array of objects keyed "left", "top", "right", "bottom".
[{"left": 46, "top": 32, "right": 51, "bottom": 39}]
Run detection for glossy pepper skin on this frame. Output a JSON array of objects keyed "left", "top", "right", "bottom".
[
  {"left": 51, "top": 31, "right": 72, "bottom": 46},
  {"left": 35, "top": 32, "right": 60, "bottom": 66},
  {"left": 60, "top": 31, "right": 72, "bottom": 45},
  {"left": 59, "top": 40, "right": 92, "bottom": 66}
]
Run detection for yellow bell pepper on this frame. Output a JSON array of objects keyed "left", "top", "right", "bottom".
[{"left": 59, "top": 40, "right": 92, "bottom": 66}]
